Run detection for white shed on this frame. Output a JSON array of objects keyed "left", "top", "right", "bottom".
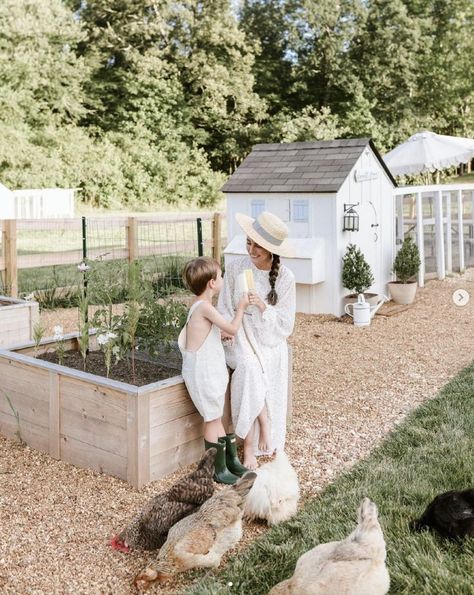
[
  {"left": 222, "top": 138, "right": 397, "bottom": 316},
  {"left": 11, "top": 188, "right": 75, "bottom": 219},
  {"left": 0, "top": 183, "right": 15, "bottom": 218}
]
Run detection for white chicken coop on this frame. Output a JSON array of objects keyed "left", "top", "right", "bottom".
[{"left": 222, "top": 138, "right": 397, "bottom": 315}]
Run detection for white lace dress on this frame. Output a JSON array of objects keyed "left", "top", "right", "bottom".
[{"left": 217, "top": 255, "right": 296, "bottom": 454}]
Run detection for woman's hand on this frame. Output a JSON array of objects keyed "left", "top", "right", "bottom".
[
  {"left": 248, "top": 290, "right": 266, "bottom": 313},
  {"left": 238, "top": 292, "right": 250, "bottom": 310}
]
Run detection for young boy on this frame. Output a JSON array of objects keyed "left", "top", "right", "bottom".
[{"left": 178, "top": 257, "right": 249, "bottom": 484}]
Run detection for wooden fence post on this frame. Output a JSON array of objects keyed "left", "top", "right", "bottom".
[
  {"left": 4, "top": 219, "right": 18, "bottom": 297},
  {"left": 127, "top": 217, "right": 138, "bottom": 262},
  {"left": 212, "top": 212, "right": 223, "bottom": 263}
]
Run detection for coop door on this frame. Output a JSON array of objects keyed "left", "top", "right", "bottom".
[
  {"left": 356, "top": 201, "right": 381, "bottom": 292},
  {"left": 269, "top": 199, "right": 290, "bottom": 222}
]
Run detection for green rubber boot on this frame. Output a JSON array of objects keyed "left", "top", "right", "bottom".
[
  {"left": 204, "top": 439, "right": 239, "bottom": 485},
  {"left": 219, "top": 434, "right": 248, "bottom": 477}
]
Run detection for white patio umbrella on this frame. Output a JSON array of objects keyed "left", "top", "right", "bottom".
[{"left": 383, "top": 130, "right": 474, "bottom": 176}]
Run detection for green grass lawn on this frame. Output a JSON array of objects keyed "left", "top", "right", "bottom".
[{"left": 186, "top": 361, "right": 474, "bottom": 595}]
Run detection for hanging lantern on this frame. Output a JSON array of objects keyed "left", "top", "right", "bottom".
[{"left": 343, "top": 203, "right": 359, "bottom": 232}]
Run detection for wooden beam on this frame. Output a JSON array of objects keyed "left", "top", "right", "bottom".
[
  {"left": 457, "top": 189, "right": 465, "bottom": 273},
  {"left": 415, "top": 192, "right": 425, "bottom": 287},
  {"left": 127, "top": 217, "right": 139, "bottom": 262},
  {"left": 445, "top": 192, "right": 452, "bottom": 274},
  {"left": 127, "top": 392, "right": 150, "bottom": 488},
  {"left": 49, "top": 371, "right": 60, "bottom": 459},
  {"left": 4, "top": 220, "right": 17, "bottom": 297},
  {"left": 212, "top": 212, "right": 223, "bottom": 263},
  {"left": 434, "top": 190, "right": 445, "bottom": 280},
  {"left": 395, "top": 195, "right": 404, "bottom": 245}
]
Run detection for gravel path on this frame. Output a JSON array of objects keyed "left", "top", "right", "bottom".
[{"left": 1, "top": 271, "right": 473, "bottom": 594}]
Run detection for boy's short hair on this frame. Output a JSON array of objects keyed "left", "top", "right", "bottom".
[{"left": 183, "top": 257, "right": 221, "bottom": 296}]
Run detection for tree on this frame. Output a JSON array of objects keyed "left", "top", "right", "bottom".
[
  {"left": 63, "top": 0, "right": 224, "bottom": 206},
  {"left": 265, "top": 105, "right": 344, "bottom": 143},
  {"left": 239, "top": 0, "right": 296, "bottom": 115},
  {"left": 342, "top": 0, "right": 428, "bottom": 149},
  {"left": 415, "top": 0, "right": 474, "bottom": 136},
  {"left": 164, "top": 0, "right": 267, "bottom": 172},
  {"left": 342, "top": 244, "right": 374, "bottom": 295},
  {"left": 0, "top": 0, "right": 120, "bottom": 202}
]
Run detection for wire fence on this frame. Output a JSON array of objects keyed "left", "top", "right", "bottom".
[
  {"left": 0, "top": 213, "right": 225, "bottom": 307},
  {"left": 397, "top": 188, "right": 474, "bottom": 276}
]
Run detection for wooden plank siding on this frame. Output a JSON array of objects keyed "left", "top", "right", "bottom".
[
  {"left": 0, "top": 298, "right": 39, "bottom": 348},
  {"left": 0, "top": 357, "right": 50, "bottom": 453},
  {"left": 0, "top": 336, "right": 293, "bottom": 487},
  {"left": 149, "top": 382, "right": 203, "bottom": 481}
]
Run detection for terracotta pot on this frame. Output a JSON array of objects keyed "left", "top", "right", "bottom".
[
  {"left": 343, "top": 292, "right": 380, "bottom": 306},
  {"left": 388, "top": 281, "right": 417, "bottom": 305}
]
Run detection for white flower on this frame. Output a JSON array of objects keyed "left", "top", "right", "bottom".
[
  {"left": 97, "top": 333, "right": 109, "bottom": 346},
  {"left": 171, "top": 317, "right": 180, "bottom": 327},
  {"left": 24, "top": 292, "right": 35, "bottom": 301},
  {"left": 53, "top": 325, "right": 64, "bottom": 340},
  {"left": 98, "top": 331, "right": 117, "bottom": 346},
  {"left": 77, "top": 262, "right": 90, "bottom": 272}
]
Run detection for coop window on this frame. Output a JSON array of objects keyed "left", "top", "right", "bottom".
[
  {"left": 292, "top": 199, "right": 309, "bottom": 222},
  {"left": 251, "top": 199, "right": 265, "bottom": 218}
]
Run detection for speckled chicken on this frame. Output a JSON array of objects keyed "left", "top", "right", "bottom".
[
  {"left": 134, "top": 471, "right": 257, "bottom": 589},
  {"left": 268, "top": 498, "right": 390, "bottom": 595},
  {"left": 110, "top": 448, "right": 217, "bottom": 552}
]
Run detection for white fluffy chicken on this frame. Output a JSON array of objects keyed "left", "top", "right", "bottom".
[
  {"left": 269, "top": 498, "right": 390, "bottom": 595},
  {"left": 244, "top": 450, "right": 300, "bottom": 525}
]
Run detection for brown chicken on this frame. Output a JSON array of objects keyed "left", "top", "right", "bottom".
[
  {"left": 134, "top": 471, "right": 257, "bottom": 589},
  {"left": 269, "top": 498, "right": 390, "bottom": 595},
  {"left": 110, "top": 448, "right": 216, "bottom": 552}
]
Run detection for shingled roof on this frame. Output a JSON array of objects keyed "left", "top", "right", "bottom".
[{"left": 222, "top": 138, "right": 396, "bottom": 193}]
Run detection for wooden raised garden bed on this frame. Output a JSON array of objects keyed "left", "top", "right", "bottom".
[
  {"left": 0, "top": 296, "right": 39, "bottom": 348},
  {"left": 0, "top": 334, "right": 202, "bottom": 488}
]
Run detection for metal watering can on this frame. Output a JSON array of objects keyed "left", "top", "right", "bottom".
[{"left": 344, "top": 294, "right": 388, "bottom": 327}]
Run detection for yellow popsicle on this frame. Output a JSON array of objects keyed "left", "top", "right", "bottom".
[{"left": 244, "top": 268, "right": 255, "bottom": 290}]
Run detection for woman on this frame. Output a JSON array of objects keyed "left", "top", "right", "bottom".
[{"left": 217, "top": 211, "right": 296, "bottom": 469}]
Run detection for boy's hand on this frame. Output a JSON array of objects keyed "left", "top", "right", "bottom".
[
  {"left": 238, "top": 292, "right": 250, "bottom": 309},
  {"left": 248, "top": 290, "right": 266, "bottom": 313},
  {"left": 221, "top": 330, "right": 234, "bottom": 346}
]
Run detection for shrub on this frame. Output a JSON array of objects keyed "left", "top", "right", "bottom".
[
  {"left": 393, "top": 236, "right": 421, "bottom": 283},
  {"left": 342, "top": 244, "right": 374, "bottom": 295}
]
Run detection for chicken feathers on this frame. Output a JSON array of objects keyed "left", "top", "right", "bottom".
[
  {"left": 110, "top": 448, "right": 216, "bottom": 552},
  {"left": 134, "top": 471, "right": 257, "bottom": 590}
]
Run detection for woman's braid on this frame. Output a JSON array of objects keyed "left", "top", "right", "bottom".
[{"left": 266, "top": 254, "right": 280, "bottom": 306}]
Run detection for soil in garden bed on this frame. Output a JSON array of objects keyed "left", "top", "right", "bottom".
[{"left": 38, "top": 350, "right": 179, "bottom": 386}]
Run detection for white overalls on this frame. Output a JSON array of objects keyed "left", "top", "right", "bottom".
[{"left": 178, "top": 300, "right": 229, "bottom": 422}]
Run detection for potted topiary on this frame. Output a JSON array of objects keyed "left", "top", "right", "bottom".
[
  {"left": 388, "top": 236, "right": 421, "bottom": 305},
  {"left": 342, "top": 244, "right": 377, "bottom": 305}
]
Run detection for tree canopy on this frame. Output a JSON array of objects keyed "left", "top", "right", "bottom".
[{"left": 0, "top": 0, "right": 472, "bottom": 208}]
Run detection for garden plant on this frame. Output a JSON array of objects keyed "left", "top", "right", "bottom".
[
  {"left": 342, "top": 244, "right": 375, "bottom": 297},
  {"left": 47, "top": 259, "right": 188, "bottom": 384},
  {"left": 393, "top": 236, "right": 421, "bottom": 283}
]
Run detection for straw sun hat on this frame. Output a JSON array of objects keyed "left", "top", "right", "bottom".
[{"left": 235, "top": 211, "right": 296, "bottom": 258}]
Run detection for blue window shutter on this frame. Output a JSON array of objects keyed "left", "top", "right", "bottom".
[
  {"left": 293, "top": 199, "right": 309, "bottom": 222},
  {"left": 251, "top": 199, "right": 265, "bottom": 218}
]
